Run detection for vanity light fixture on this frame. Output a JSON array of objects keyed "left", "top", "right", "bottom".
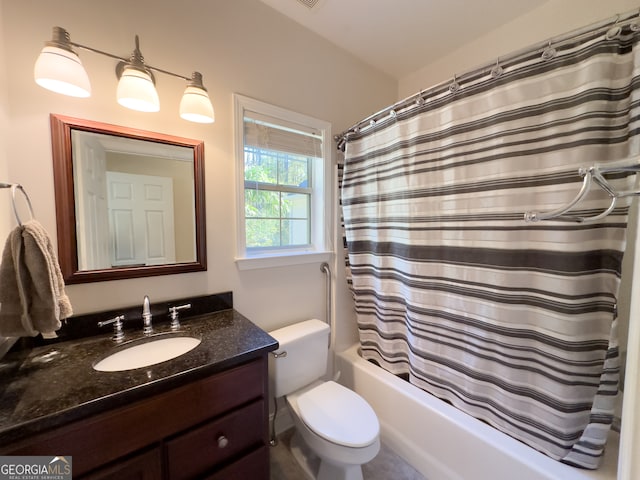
[
  {"left": 34, "top": 27, "right": 215, "bottom": 124},
  {"left": 115, "top": 35, "right": 159, "bottom": 113},
  {"left": 33, "top": 27, "right": 91, "bottom": 98}
]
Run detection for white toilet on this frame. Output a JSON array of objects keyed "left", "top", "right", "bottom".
[{"left": 269, "top": 319, "right": 380, "bottom": 480}]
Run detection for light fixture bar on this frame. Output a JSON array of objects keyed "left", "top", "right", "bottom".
[
  {"left": 71, "top": 40, "right": 192, "bottom": 82},
  {"left": 34, "top": 26, "right": 215, "bottom": 123}
]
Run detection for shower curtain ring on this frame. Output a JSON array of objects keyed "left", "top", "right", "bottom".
[
  {"left": 490, "top": 58, "right": 504, "bottom": 78},
  {"left": 606, "top": 15, "right": 622, "bottom": 39},
  {"left": 449, "top": 74, "right": 460, "bottom": 93},
  {"left": 541, "top": 41, "right": 557, "bottom": 61}
]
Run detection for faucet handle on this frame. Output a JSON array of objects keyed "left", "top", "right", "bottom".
[
  {"left": 142, "top": 295, "right": 153, "bottom": 336},
  {"left": 142, "top": 295, "right": 151, "bottom": 316},
  {"left": 169, "top": 304, "right": 191, "bottom": 330},
  {"left": 98, "top": 315, "right": 125, "bottom": 343}
]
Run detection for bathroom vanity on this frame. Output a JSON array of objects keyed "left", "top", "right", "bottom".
[{"left": 0, "top": 293, "right": 278, "bottom": 479}]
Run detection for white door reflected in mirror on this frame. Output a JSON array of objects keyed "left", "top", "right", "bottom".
[{"left": 107, "top": 172, "right": 176, "bottom": 267}]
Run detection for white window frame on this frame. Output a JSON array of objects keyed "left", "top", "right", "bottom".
[{"left": 234, "top": 94, "right": 333, "bottom": 270}]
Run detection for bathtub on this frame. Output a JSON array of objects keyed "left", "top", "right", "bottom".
[{"left": 336, "top": 344, "right": 620, "bottom": 480}]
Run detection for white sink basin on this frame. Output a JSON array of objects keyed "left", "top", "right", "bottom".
[{"left": 93, "top": 335, "right": 201, "bottom": 372}]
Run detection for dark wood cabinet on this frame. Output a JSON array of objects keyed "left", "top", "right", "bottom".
[{"left": 4, "top": 356, "right": 270, "bottom": 480}]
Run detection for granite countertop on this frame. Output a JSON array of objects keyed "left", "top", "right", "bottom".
[{"left": 0, "top": 307, "right": 278, "bottom": 448}]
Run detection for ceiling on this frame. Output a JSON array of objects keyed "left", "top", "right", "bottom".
[{"left": 259, "top": 0, "right": 548, "bottom": 79}]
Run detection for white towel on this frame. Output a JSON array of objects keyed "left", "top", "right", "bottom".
[{"left": 0, "top": 220, "right": 72, "bottom": 337}]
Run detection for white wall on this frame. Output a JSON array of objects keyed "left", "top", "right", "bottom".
[
  {"left": 0, "top": 0, "right": 17, "bottom": 357},
  {"left": 0, "top": 0, "right": 396, "bottom": 340},
  {"left": 0, "top": 0, "right": 9, "bottom": 231},
  {"left": 620, "top": 198, "right": 640, "bottom": 480},
  {"left": 400, "top": 0, "right": 640, "bottom": 98}
]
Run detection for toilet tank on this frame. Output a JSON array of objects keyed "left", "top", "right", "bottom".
[{"left": 268, "top": 319, "right": 330, "bottom": 398}]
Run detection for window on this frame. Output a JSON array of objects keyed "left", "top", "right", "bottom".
[{"left": 234, "top": 94, "right": 332, "bottom": 269}]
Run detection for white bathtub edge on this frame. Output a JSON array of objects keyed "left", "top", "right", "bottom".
[
  {"left": 378, "top": 415, "right": 463, "bottom": 480},
  {"left": 336, "top": 343, "right": 618, "bottom": 480}
]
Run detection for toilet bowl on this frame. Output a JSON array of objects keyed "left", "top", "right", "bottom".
[
  {"left": 288, "top": 380, "right": 380, "bottom": 480},
  {"left": 269, "top": 320, "right": 380, "bottom": 480}
]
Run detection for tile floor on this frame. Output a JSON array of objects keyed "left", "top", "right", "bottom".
[{"left": 269, "top": 429, "right": 426, "bottom": 480}]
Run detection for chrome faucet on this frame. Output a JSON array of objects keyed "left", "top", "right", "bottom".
[{"left": 142, "top": 295, "right": 153, "bottom": 335}]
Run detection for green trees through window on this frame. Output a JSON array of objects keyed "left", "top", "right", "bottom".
[{"left": 244, "top": 146, "right": 312, "bottom": 248}]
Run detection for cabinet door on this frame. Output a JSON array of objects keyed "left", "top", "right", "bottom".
[{"left": 80, "top": 447, "right": 162, "bottom": 480}]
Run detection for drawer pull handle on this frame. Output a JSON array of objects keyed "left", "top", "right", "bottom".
[{"left": 217, "top": 435, "right": 229, "bottom": 448}]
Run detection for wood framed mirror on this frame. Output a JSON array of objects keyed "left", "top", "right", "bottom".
[{"left": 51, "top": 114, "right": 207, "bottom": 284}]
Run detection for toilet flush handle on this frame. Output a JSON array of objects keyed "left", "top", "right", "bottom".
[{"left": 270, "top": 350, "right": 287, "bottom": 359}]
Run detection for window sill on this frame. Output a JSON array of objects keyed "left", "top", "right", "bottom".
[{"left": 235, "top": 251, "right": 332, "bottom": 270}]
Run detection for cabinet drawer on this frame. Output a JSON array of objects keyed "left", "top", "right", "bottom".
[
  {"left": 204, "top": 446, "right": 269, "bottom": 480},
  {"left": 80, "top": 447, "right": 162, "bottom": 480},
  {"left": 165, "top": 400, "right": 264, "bottom": 480}
]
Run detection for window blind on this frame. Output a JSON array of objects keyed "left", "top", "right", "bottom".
[{"left": 244, "top": 111, "right": 322, "bottom": 158}]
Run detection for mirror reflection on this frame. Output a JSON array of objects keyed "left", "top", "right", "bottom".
[
  {"left": 51, "top": 114, "right": 207, "bottom": 284},
  {"left": 72, "top": 131, "right": 196, "bottom": 270}
]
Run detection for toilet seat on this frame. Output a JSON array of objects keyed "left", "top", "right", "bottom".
[{"left": 296, "top": 381, "right": 379, "bottom": 448}]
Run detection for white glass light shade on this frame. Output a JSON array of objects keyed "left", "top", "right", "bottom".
[
  {"left": 179, "top": 85, "right": 215, "bottom": 123},
  {"left": 116, "top": 67, "right": 160, "bottom": 112},
  {"left": 34, "top": 45, "right": 91, "bottom": 98}
]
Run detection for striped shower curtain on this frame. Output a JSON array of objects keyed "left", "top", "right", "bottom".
[{"left": 341, "top": 26, "right": 640, "bottom": 469}]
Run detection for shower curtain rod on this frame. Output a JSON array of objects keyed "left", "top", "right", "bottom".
[{"left": 335, "top": 7, "right": 640, "bottom": 150}]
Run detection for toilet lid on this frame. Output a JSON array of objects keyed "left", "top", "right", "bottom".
[{"left": 296, "top": 381, "right": 379, "bottom": 448}]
